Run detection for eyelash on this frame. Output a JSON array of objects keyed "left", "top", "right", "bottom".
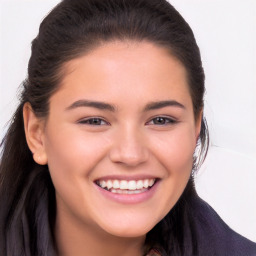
[
  {"left": 146, "top": 116, "right": 177, "bottom": 126},
  {"left": 78, "top": 117, "right": 109, "bottom": 126},
  {"left": 78, "top": 116, "right": 177, "bottom": 126}
]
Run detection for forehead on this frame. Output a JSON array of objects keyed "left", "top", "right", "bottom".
[
  {"left": 52, "top": 41, "right": 192, "bottom": 110},
  {"left": 62, "top": 40, "right": 186, "bottom": 79}
]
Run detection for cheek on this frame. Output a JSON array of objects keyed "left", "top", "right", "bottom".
[
  {"left": 150, "top": 125, "right": 196, "bottom": 174},
  {"left": 44, "top": 125, "right": 111, "bottom": 180},
  {"left": 137, "top": 126, "right": 197, "bottom": 225},
  {"left": 43, "top": 126, "right": 113, "bottom": 221},
  {"left": 151, "top": 126, "right": 196, "bottom": 212}
]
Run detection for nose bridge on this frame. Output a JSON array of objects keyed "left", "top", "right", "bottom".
[{"left": 109, "top": 122, "right": 149, "bottom": 166}]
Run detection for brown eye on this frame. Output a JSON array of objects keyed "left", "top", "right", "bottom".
[
  {"left": 147, "top": 116, "right": 176, "bottom": 125},
  {"left": 79, "top": 118, "right": 108, "bottom": 125}
]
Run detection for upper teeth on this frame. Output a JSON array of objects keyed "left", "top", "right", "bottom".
[{"left": 97, "top": 179, "right": 156, "bottom": 191}]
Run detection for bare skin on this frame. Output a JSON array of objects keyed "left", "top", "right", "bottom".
[
  {"left": 55, "top": 207, "right": 145, "bottom": 256},
  {"left": 23, "top": 41, "right": 201, "bottom": 256}
]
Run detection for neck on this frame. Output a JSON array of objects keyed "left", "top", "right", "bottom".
[{"left": 54, "top": 208, "right": 146, "bottom": 256}]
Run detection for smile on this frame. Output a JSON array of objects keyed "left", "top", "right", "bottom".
[{"left": 96, "top": 179, "right": 157, "bottom": 194}]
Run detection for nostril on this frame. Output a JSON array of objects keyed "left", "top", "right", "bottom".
[
  {"left": 110, "top": 154, "right": 148, "bottom": 167},
  {"left": 109, "top": 145, "right": 149, "bottom": 166}
]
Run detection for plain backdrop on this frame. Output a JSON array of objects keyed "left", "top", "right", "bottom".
[{"left": 0, "top": 0, "right": 256, "bottom": 242}]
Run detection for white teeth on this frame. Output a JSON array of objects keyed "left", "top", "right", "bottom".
[
  {"left": 109, "top": 188, "right": 148, "bottom": 194},
  {"left": 120, "top": 180, "right": 128, "bottom": 189},
  {"left": 143, "top": 179, "right": 149, "bottom": 188},
  {"left": 128, "top": 180, "right": 137, "bottom": 190},
  {"left": 107, "top": 180, "right": 113, "bottom": 190},
  {"left": 113, "top": 180, "right": 119, "bottom": 189},
  {"left": 97, "top": 178, "right": 156, "bottom": 192},
  {"left": 149, "top": 179, "right": 154, "bottom": 187},
  {"left": 99, "top": 180, "right": 106, "bottom": 188},
  {"left": 136, "top": 180, "right": 144, "bottom": 189}
]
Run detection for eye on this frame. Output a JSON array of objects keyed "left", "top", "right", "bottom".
[
  {"left": 78, "top": 117, "right": 109, "bottom": 126},
  {"left": 147, "top": 116, "right": 177, "bottom": 125}
]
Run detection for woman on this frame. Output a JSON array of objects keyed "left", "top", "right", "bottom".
[{"left": 0, "top": 0, "right": 255, "bottom": 255}]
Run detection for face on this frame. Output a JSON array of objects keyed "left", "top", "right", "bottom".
[{"left": 37, "top": 41, "right": 201, "bottom": 238}]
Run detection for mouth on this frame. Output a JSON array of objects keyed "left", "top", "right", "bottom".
[{"left": 95, "top": 178, "right": 158, "bottom": 195}]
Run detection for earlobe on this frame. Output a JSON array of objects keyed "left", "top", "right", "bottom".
[{"left": 23, "top": 103, "right": 48, "bottom": 165}]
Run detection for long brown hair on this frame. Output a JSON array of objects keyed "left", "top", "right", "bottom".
[{"left": 0, "top": 0, "right": 208, "bottom": 255}]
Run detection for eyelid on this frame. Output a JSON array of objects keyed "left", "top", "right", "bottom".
[
  {"left": 77, "top": 116, "right": 110, "bottom": 125},
  {"left": 146, "top": 115, "right": 178, "bottom": 125},
  {"left": 77, "top": 115, "right": 177, "bottom": 126}
]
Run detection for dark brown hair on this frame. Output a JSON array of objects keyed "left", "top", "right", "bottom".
[{"left": 0, "top": 0, "right": 209, "bottom": 255}]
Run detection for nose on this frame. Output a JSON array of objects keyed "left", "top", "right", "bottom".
[{"left": 109, "top": 126, "right": 149, "bottom": 167}]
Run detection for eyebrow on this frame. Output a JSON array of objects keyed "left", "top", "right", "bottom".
[
  {"left": 144, "top": 100, "right": 185, "bottom": 111},
  {"left": 65, "top": 99, "right": 185, "bottom": 112},
  {"left": 65, "top": 100, "right": 116, "bottom": 112}
]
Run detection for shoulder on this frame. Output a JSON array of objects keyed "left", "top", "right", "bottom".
[{"left": 188, "top": 195, "right": 256, "bottom": 256}]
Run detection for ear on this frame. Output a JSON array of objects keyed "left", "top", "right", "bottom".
[{"left": 23, "top": 103, "right": 48, "bottom": 165}]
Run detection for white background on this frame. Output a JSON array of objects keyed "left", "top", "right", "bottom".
[{"left": 0, "top": 0, "right": 255, "bottom": 242}]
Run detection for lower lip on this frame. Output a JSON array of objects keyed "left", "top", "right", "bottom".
[{"left": 94, "top": 181, "right": 160, "bottom": 204}]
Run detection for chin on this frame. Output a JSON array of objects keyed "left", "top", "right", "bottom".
[
  {"left": 106, "top": 226, "right": 151, "bottom": 238},
  {"left": 97, "top": 215, "right": 161, "bottom": 238}
]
